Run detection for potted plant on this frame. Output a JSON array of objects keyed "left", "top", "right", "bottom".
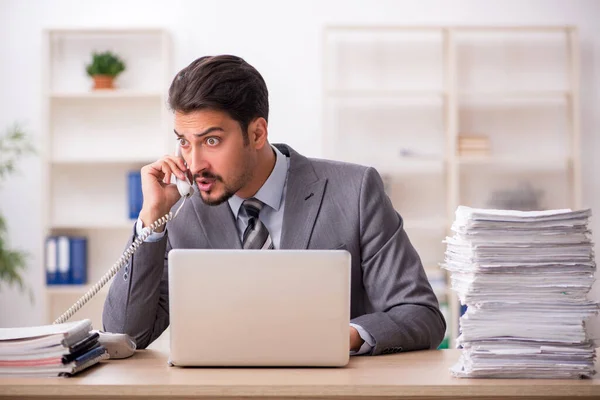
[
  {"left": 85, "top": 51, "right": 126, "bottom": 90},
  {"left": 0, "top": 124, "right": 34, "bottom": 300}
]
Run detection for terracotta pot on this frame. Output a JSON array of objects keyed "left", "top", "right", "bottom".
[{"left": 93, "top": 75, "right": 115, "bottom": 89}]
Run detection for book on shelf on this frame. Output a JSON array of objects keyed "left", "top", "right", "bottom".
[
  {"left": 457, "top": 134, "right": 490, "bottom": 157},
  {"left": 459, "top": 140, "right": 489, "bottom": 146},
  {"left": 128, "top": 171, "right": 143, "bottom": 219},
  {"left": 0, "top": 319, "right": 109, "bottom": 377},
  {"left": 458, "top": 134, "right": 489, "bottom": 143},
  {"left": 45, "top": 236, "right": 87, "bottom": 285},
  {"left": 457, "top": 134, "right": 490, "bottom": 154}
]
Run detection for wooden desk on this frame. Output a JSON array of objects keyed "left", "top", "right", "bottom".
[{"left": 1, "top": 335, "right": 599, "bottom": 399}]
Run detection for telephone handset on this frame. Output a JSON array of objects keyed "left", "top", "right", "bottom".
[
  {"left": 52, "top": 146, "right": 193, "bottom": 358},
  {"left": 174, "top": 144, "right": 194, "bottom": 198}
]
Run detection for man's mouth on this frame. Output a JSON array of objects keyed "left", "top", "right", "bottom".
[{"left": 196, "top": 177, "right": 216, "bottom": 192}]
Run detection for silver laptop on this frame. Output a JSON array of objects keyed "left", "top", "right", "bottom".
[{"left": 167, "top": 249, "right": 351, "bottom": 367}]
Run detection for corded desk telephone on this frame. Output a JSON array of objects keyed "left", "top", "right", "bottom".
[{"left": 53, "top": 145, "right": 194, "bottom": 359}]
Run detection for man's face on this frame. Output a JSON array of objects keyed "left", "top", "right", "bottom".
[{"left": 174, "top": 109, "right": 256, "bottom": 206}]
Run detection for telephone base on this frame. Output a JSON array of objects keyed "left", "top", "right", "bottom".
[{"left": 93, "top": 330, "right": 137, "bottom": 359}]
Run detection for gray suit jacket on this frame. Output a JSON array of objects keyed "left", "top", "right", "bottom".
[{"left": 103, "top": 144, "right": 446, "bottom": 354}]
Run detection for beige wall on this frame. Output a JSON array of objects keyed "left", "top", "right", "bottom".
[{"left": 0, "top": 0, "right": 598, "bottom": 329}]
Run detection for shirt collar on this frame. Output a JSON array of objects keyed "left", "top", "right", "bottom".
[{"left": 228, "top": 145, "right": 288, "bottom": 219}]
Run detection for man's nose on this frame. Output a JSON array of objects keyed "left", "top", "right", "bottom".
[{"left": 188, "top": 147, "right": 210, "bottom": 175}]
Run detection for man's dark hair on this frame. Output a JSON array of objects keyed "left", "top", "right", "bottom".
[{"left": 168, "top": 55, "right": 269, "bottom": 144}]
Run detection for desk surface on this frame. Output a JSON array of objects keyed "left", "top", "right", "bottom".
[{"left": 1, "top": 334, "right": 599, "bottom": 399}]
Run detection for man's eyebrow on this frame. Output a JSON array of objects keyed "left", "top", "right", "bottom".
[{"left": 173, "top": 127, "right": 225, "bottom": 138}]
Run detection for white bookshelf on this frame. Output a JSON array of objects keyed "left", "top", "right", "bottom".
[
  {"left": 50, "top": 91, "right": 163, "bottom": 99},
  {"left": 457, "top": 156, "right": 570, "bottom": 170},
  {"left": 42, "top": 28, "right": 172, "bottom": 329},
  {"left": 323, "top": 25, "right": 581, "bottom": 349}
]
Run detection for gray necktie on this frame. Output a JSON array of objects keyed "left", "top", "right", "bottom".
[{"left": 242, "top": 198, "right": 274, "bottom": 250}]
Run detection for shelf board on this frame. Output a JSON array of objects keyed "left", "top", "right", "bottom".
[
  {"left": 326, "top": 89, "right": 445, "bottom": 99},
  {"left": 46, "top": 284, "right": 109, "bottom": 295},
  {"left": 50, "top": 156, "right": 156, "bottom": 165},
  {"left": 453, "top": 25, "right": 573, "bottom": 32},
  {"left": 47, "top": 27, "right": 165, "bottom": 35},
  {"left": 325, "top": 25, "right": 572, "bottom": 33},
  {"left": 325, "top": 25, "right": 446, "bottom": 32},
  {"left": 404, "top": 218, "right": 447, "bottom": 231},
  {"left": 397, "top": 155, "right": 445, "bottom": 162},
  {"left": 459, "top": 90, "right": 570, "bottom": 103},
  {"left": 375, "top": 157, "right": 446, "bottom": 175},
  {"left": 50, "top": 90, "right": 163, "bottom": 99},
  {"left": 458, "top": 155, "right": 569, "bottom": 170},
  {"left": 50, "top": 220, "right": 136, "bottom": 230}
]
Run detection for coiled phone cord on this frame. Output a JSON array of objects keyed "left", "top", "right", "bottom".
[{"left": 53, "top": 197, "right": 189, "bottom": 325}]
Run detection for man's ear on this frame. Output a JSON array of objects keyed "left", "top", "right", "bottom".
[{"left": 248, "top": 117, "right": 268, "bottom": 149}]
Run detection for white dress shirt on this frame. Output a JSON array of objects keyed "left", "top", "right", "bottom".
[{"left": 136, "top": 146, "right": 375, "bottom": 355}]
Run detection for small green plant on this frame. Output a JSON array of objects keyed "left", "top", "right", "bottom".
[
  {"left": 86, "top": 51, "right": 126, "bottom": 77},
  {"left": 0, "top": 124, "right": 35, "bottom": 300}
]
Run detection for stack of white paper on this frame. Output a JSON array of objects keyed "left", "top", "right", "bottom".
[
  {"left": 442, "top": 206, "right": 598, "bottom": 379},
  {"left": 0, "top": 319, "right": 108, "bottom": 377}
]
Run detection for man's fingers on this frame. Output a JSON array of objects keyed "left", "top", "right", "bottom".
[
  {"left": 146, "top": 161, "right": 166, "bottom": 180},
  {"left": 146, "top": 156, "right": 187, "bottom": 183},
  {"left": 160, "top": 163, "right": 173, "bottom": 184},
  {"left": 163, "top": 158, "right": 187, "bottom": 181}
]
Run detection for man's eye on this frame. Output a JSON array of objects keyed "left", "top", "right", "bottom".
[
  {"left": 178, "top": 137, "right": 189, "bottom": 147},
  {"left": 206, "top": 137, "right": 220, "bottom": 146}
]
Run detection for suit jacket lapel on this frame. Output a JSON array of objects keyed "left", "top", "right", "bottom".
[
  {"left": 277, "top": 145, "right": 327, "bottom": 250},
  {"left": 190, "top": 195, "right": 241, "bottom": 249}
]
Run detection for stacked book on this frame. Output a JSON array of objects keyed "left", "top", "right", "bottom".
[
  {"left": 0, "top": 319, "right": 108, "bottom": 377},
  {"left": 128, "top": 170, "right": 143, "bottom": 219},
  {"left": 45, "top": 235, "right": 87, "bottom": 285},
  {"left": 457, "top": 135, "right": 490, "bottom": 157},
  {"left": 442, "top": 206, "right": 598, "bottom": 379}
]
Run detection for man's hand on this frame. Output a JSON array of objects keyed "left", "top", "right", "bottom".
[
  {"left": 139, "top": 155, "right": 190, "bottom": 231},
  {"left": 349, "top": 326, "right": 364, "bottom": 352}
]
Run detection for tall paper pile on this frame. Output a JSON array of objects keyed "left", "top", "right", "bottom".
[{"left": 442, "top": 206, "right": 598, "bottom": 379}]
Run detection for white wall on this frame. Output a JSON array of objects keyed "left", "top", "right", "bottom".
[{"left": 0, "top": 0, "right": 599, "bottom": 327}]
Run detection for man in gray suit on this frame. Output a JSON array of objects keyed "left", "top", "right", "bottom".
[{"left": 103, "top": 55, "right": 446, "bottom": 355}]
